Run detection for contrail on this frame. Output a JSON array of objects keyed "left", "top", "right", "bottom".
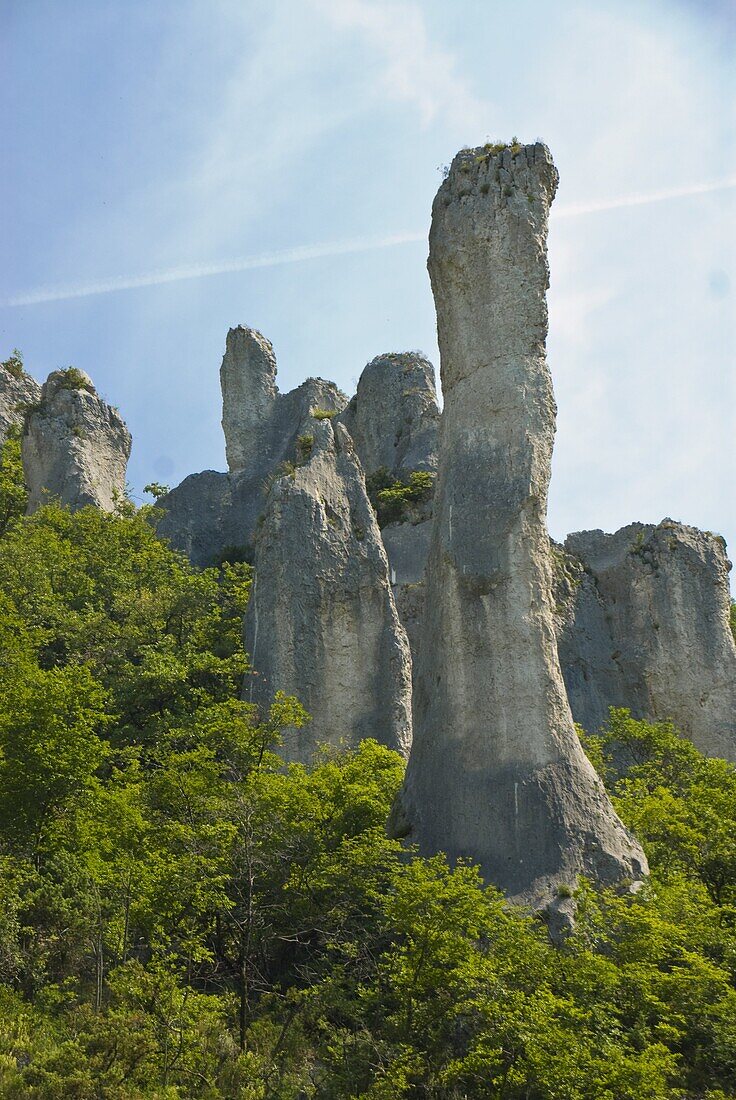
[
  {"left": 4, "top": 175, "right": 735, "bottom": 308},
  {"left": 554, "top": 174, "right": 736, "bottom": 219},
  {"left": 2, "top": 231, "right": 426, "bottom": 308}
]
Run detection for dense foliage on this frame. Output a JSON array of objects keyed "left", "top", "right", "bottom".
[
  {"left": 1, "top": 440, "right": 736, "bottom": 1097},
  {"left": 365, "top": 467, "right": 435, "bottom": 528}
]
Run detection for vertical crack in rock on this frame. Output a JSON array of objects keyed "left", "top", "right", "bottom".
[
  {"left": 393, "top": 142, "right": 647, "bottom": 908},
  {"left": 243, "top": 417, "right": 413, "bottom": 764},
  {"left": 22, "top": 369, "right": 131, "bottom": 513},
  {"left": 561, "top": 521, "right": 736, "bottom": 761}
]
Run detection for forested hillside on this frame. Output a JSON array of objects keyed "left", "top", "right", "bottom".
[{"left": 1, "top": 430, "right": 736, "bottom": 1099}]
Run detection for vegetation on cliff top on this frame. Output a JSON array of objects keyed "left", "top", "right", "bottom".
[
  {"left": 366, "top": 466, "right": 435, "bottom": 528},
  {"left": 0, "top": 350, "right": 25, "bottom": 381},
  {"left": 0, "top": 438, "right": 736, "bottom": 1097}
]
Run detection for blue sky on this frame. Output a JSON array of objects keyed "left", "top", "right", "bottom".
[{"left": 2, "top": 0, "right": 735, "bottom": 561}]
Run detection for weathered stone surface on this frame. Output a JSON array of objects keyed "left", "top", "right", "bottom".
[
  {"left": 155, "top": 471, "right": 233, "bottom": 565},
  {"left": 383, "top": 521, "right": 432, "bottom": 690},
  {"left": 560, "top": 521, "right": 736, "bottom": 760},
  {"left": 243, "top": 417, "right": 412, "bottom": 765},
  {"left": 338, "top": 351, "right": 439, "bottom": 478},
  {"left": 159, "top": 328, "right": 347, "bottom": 566},
  {"left": 552, "top": 543, "right": 627, "bottom": 737},
  {"left": 393, "top": 142, "right": 646, "bottom": 906},
  {"left": 221, "top": 327, "right": 278, "bottom": 474},
  {"left": 393, "top": 580, "right": 426, "bottom": 680},
  {"left": 382, "top": 519, "right": 432, "bottom": 587},
  {"left": 0, "top": 361, "right": 40, "bottom": 446},
  {"left": 23, "top": 370, "right": 131, "bottom": 513}
]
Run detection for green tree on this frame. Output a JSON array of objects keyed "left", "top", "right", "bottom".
[{"left": 0, "top": 430, "right": 27, "bottom": 537}]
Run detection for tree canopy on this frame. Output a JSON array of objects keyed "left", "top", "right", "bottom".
[{"left": 1, "top": 437, "right": 736, "bottom": 1097}]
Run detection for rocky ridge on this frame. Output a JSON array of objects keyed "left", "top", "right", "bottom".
[{"left": 556, "top": 520, "right": 736, "bottom": 761}]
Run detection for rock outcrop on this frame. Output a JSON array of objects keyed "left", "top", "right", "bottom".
[
  {"left": 552, "top": 544, "right": 628, "bottom": 735},
  {"left": 393, "top": 142, "right": 646, "bottom": 907},
  {"left": 158, "top": 328, "right": 348, "bottom": 566},
  {"left": 0, "top": 360, "right": 40, "bottom": 446},
  {"left": 338, "top": 351, "right": 439, "bottom": 479},
  {"left": 243, "top": 416, "right": 413, "bottom": 764},
  {"left": 557, "top": 521, "right": 736, "bottom": 761},
  {"left": 22, "top": 369, "right": 131, "bottom": 513}
]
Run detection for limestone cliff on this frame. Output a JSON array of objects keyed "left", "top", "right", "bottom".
[
  {"left": 243, "top": 417, "right": 413, "bottom": 764},
  {"left": 557, "top": 521, "right": 736, "bottom": 760},
  {"left": 393, "top": 142, "right": 646, "bottom": 907},
  {"left": 22, "top": 369, "right": 131, "bottom": 513}
]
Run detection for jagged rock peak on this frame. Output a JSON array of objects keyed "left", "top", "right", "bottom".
[
  {"left": 338, "top": 351, "right": 439, "bottom": 478},
  {"left": 220, "top": 325, "right": 347, "bottom": 477},
  {"left": 394, "top": 142, "right": 646, "bottom": 909},
  {"left": 160, "top": 326, "right": 349, "bottom": 566},
  {"left": 243, "top": 415, "right": 413, "bottom": 765},
  {"left": 0, "top": 357, "right": 41, "bottom": 445},
  {"left": 22, "top": 367, "right": 131, "bottom": 513},
  {"left": 559, "top": 519, "right": 736, "bottom": 761}
]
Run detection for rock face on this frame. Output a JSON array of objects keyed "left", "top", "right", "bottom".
[
  {"left": 393, "top": 142, "right": 646, "bottom": 906},
  {"left": 338, "top": 351, "right": 439, "bottom": 479},
  {"left": 22, "top": 369, "right": 131, "bottom": 513},
  {"left": 557, "top": 521, "right": 736, "bottom": 761},
  {"left": 243, "top": 417, "right": 413, "bottom": 764},
  {"left": 0, "top": 361, "right": 40, "bottom": 446},
  {"left": 155, "top": 470, "right": 233, "bottom": 565},
  {"left": 552, "top": 544, "right": 628, "bottom": 735},
  {"left": 158, "top": 327, "right": 348, "bottom": 566}
]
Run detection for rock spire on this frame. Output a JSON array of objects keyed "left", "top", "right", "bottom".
[
  {"left": 0, "top": 357, "right": 41, "bottom": 446},
  {"left": 393, "top": 142, "right": 647, "bottom": 907},
  {"left": 243, "top": 416, "right": 413, "bottom": 763},
  {"left": 338, "top": 351, "right": 439, "bottom": 479}
]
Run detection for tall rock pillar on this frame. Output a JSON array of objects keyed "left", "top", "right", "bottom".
[
  {"left": 395, "top": 143, "right": 646, "bottom": 906},
  {"left": 220, "top": 326, "right": 279, "bottom": 474}
]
